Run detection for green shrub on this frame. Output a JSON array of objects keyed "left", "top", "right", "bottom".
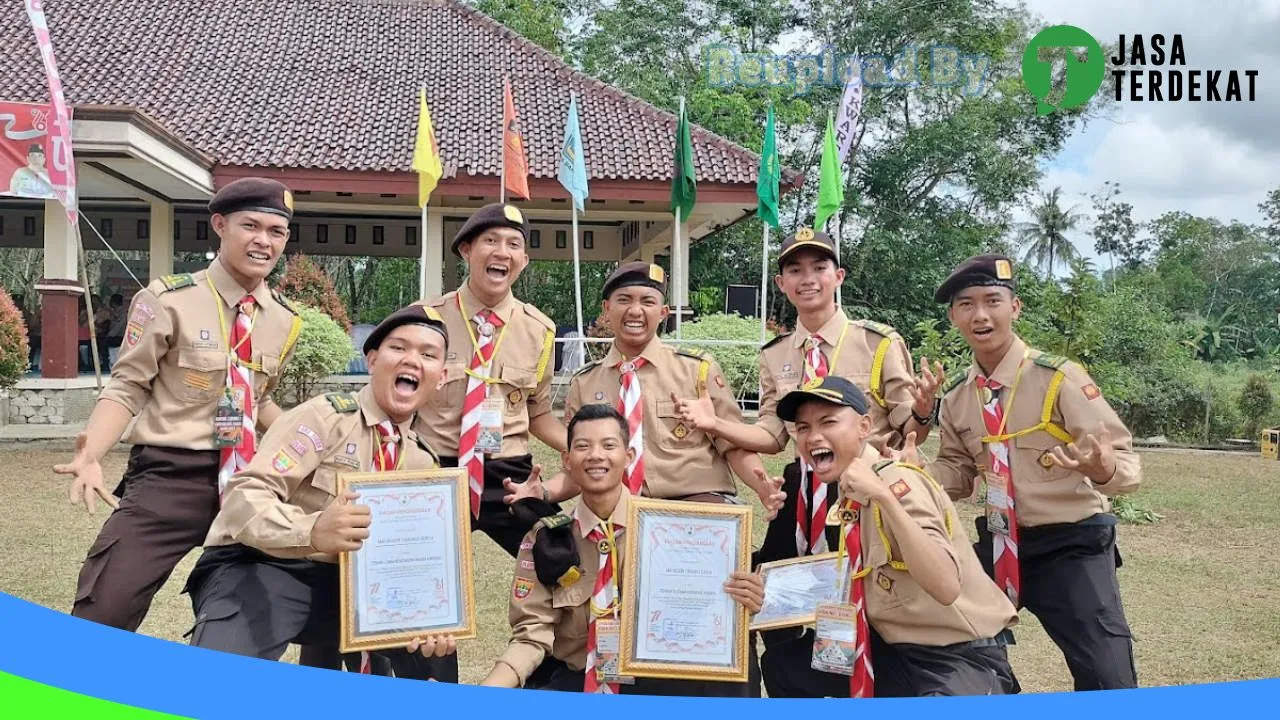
[
  {"left": 276, "top": 303, "right": 356, "bottom": 407},
  {"left": 1238, "top": 374, "right": 1274, "bottom": 439},
  {"left": 675, "top": 313, "right": 776, "bottom": 398},
  {"left": 0, "top": 285, "right": 30, "bottom": 390}
]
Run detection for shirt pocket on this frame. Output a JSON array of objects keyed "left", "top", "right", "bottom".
[
  {"left": 1013, "top": 433, "right": 1072, "bottom": 482},
  {"left": 550, "top": 582, "right": 591, "bottom": 639},
  {"left": 176, "top": 349, "right": 227, "bottom": 403},
  {"left": 438, "top": 363, "right": 469, "bottom": 408},
  {"left": 256, "top": 354, "right": 281, "bottom": 395},
  {"left": 293, "top": 465, "right": 340, "bottom": 508},
  {"left": 498, "top": 365, "right": 538, "bottom": 415},
  {"left": 862, "top": 522, "right": 907, "bottom": 612},
  {"left": 655, "top": 399, "right": 706, "bottom": 450}
]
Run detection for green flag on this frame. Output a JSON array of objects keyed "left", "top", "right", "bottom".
[
  {"left": 756, "top": 105, "right": 780, "bottom": 229},
  {"left": 670, "top": 103, "right": 697, "bottom": 219},
  {"left": 814, "top": 113, "right": 844, "bottom": 230}
]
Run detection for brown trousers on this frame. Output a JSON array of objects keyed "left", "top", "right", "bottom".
[{"left": 71, "top": 445, "right": 221, "bottom": 631}]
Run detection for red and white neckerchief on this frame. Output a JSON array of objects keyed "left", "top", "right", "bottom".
[
  {"left": 217, "top": 295, "right": 256, "bottom": 498},
  {"left": 795, "top": 334, "right": 830, "bottom": 555},
  {"left": 459, "top": 308, "right": 503, "bottom": 518},
  {"left": 584, "top": 520, "right": 621, "bottom": 693},
  {"left": 615, "top": 356, "right": 647, "bottom": 494},
  {"left": 358, "top": 419, "right": 403, "bottom": 674},
  {"left": 977, "top": 375, "right": 1020, "bottom": 606},
  {"left": 842, "top": 502, "right": 874, "bottom": 698}
]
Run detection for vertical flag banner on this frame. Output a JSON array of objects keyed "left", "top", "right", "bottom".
[
  {"left": 814, "top": 114, "right": 844, "bottom": 231},
  {"left": 0, "top": 101, "right": 59, "bottom": 200},
  {"left": 670, "top": 103, "right": 696, "bottom": 220},
  {"left": 22, "top": 0, "right": 77, "bottom": 225},
  {"left": 502, "top": 77, "right": 530, "bottom": 201},
  {"left": 412, "top": 87, "right": 443, "bottom": 208},
  {"left": 558, "top": 93, "right": 589, "bottom": 211},
  {"left": 756, "top": 104, "right": 780, "bottom": 228},
  {"left": 834, "top": 58, "right": 863, "bottom": 163}
]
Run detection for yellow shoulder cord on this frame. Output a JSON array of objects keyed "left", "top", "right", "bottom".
[
  {"left": 868, "top": 336, "right": 892, "bottom": 409},
  {"left": 697, "top": 356, "right": 711, "bottom": 396},
  {"left": 890, "top": 463, "right": 955, "bottom": 539},
  {"left": 457, "top": 293, "right": 510, "bottom": 386},
  {"left": 834, "top": 501, "right": 877, "bottom": 584},
  {"left": 279, "top": 313, "right": 303, "bottom": 365},
  {"left": 205, "top": 275, "right": 261, "bottom": 371},
  {"left": 535, "top": 329, "right": 554, "bottom": 385},
  {"left": 979, "top": 354, "right": 1073, "bottom": 445}
]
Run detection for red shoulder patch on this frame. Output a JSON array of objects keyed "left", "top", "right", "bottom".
[
  {"left": 890, "top": 479, "right": 912, "bottom": 499},
  {"left": 1082, "top": 383, "right": 1102, "bottom": 401}
]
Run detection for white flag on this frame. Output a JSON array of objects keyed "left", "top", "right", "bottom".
[{"left": 834, "top": 58, "right": 863, "bottom": 163}]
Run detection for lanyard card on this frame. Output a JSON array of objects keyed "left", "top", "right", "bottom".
[
  {"left": 475, "top": 391, "right": 504, "bottom": 455},
  {"left": 983, "top": 470, "right": 1012, "bottom": 536},
  {"left": 212, "top": 386, "right": 247, "bottom": 449},
  {"left": 811, "top": 602, "right": 858, "bottom": 676},
  {"left": 595, "top": 618, "right": 635, "bottom": 684}
]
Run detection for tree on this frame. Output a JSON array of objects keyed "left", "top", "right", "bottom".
[
  {"left": 275, "top": 304, "right": 356, "bottom": 407},
  {"left": 0, "top": 285, "right": 30, "bottom": 390},
  {"left": 1016, "top": 187, "right": 1083, "bottom": 277},
  {"left": 1089, "top": 181, "right": 1146, "bottom": 274},
  {"left": 1238, "top": 374, "right": 1274, "bottom": 439},
  {"left": 276, "top": 254, "right": 352, "bottom": 331}
]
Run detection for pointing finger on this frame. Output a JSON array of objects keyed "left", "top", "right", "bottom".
[{"left": 95, "top": 486, "right": 120, "bottom": 511}]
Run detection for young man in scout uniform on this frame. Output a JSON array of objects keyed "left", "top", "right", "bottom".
[
  {"left": 673, "top": 228, "right": 942, "bottom": 560},
  {"left": 514, "top": 261, "right": 784, "bottom": 515},
  {"left": 185, "top": 303, "right": 456, "bottom": 672},
  {"left": 761, "top": 376, "right": 1019, "bottom": 697},
  {"left": 55, "top": 177, "right": 303, "bottom": 632},
  {"left": 482, "top": 403, "right": 765, "bottom": 695},
  {"left": 415, "top": 202, "right": 566, "bottom": 557},
  {"left": 928, "top": 254, "right": 1141, "bottom": 691}
]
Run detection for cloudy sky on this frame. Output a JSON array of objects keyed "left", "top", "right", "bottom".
[{"left": 1019, "top": 0, "right": 1279, "bottom": 253}]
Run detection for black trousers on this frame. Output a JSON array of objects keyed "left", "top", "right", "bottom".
[
  {"left": 761, "top": 627, "right": 1018, "bottom": 697},
  {"left": 184, "top": 545, "right": 436, "bottom": 680},
  {"left": 975, "top": 516, "right": 1138, "bottom": 690}
]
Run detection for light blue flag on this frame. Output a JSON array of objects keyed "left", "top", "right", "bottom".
[{"left": 558, "top": 93, "right": 589, "bottom": 211}]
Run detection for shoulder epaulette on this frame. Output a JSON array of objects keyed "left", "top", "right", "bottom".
[
  {"left": 943, "top": 371, "right": 968, "bottom": 395},
  {"left": 674, "top": 347, "right": 707, "bottom": 362},
  {"left": 538, "top": 513, "right": 575, "bottom": 531},
  {"left": 520, "top": 302, "right": 556, "bottom": 331},
  {"left": 871, "top": 459, "right": 896, "bottom": 473},
  {"left": 855, "top": 319, "right": 900, "bottom": 339},
  {"left": 762, "top": 332, "right": 791, "bottom": 350},
  {"left": 324, "top": 392, "right": 360, "bottom": 413},
  {"left": 1033, "top": 353, "right": 1069, "bottom": 371},
  {"left": 424, "top": 293, "right": 450, "bottom": 308},
  {"left": 270, "top": 289, "right": 300, "bottom": 315},
  {"left": 571, "top": 358, "right": 603, "bottom": 378},
  {"left": 414, "top": 435, "right": 440, "bottom": 465},
  {"left": 157, "top": 273, "right": 195, "bottom": 292}
]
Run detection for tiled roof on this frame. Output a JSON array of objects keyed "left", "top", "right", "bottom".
[{"left": 0, "top": 0, "right": 776, "bottom": 187}]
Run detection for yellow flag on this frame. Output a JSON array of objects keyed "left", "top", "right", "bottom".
[{"left": 412, "top": 87, "right": 443, "bottom": 207}]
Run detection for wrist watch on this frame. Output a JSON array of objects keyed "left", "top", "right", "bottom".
[{"left": 911, "top": 398, "right": 940, "bottom": 425}]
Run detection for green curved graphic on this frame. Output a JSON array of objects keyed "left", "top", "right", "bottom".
[
  {"left": 1022, "top": 25, "right": 1105, "bottom": 115},
  {"left": 0, "top": 671, "right": 189, "bottom": 718}
]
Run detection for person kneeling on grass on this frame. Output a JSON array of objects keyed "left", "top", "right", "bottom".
[
  {"left": 482, "top": 403, "right": 764, "bottom": 695},
  {"left": 766, "top": 375, "right": 1020, "bottom": 697},
  {"left": 183, "top": 302, "right": 459, "bottom": 673}
]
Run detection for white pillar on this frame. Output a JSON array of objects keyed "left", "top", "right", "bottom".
[
  {"left": 43, "top": 199, "right": 78, "bottom": 280},
  {"left": 674, "top": 219, "right": 690, "bottom": 310},
  {"left": 149, "top": 200, "right": 174, "bottom": 282},
  {"left": 424, "top": 209, "right": 445, "bottom": 298}
]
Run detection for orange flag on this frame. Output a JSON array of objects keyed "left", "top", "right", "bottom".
[{"left": 502, "top": 77, "right": 530, "bottom": 200}]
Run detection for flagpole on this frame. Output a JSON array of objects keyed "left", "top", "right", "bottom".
[
  {"left": 828, "top": 110, "right": 844, "bottom": 309},
  {"left": 499, "top": 78, "right": 506, "bottom": 204},
  {"left": 419, "top": 203, "right": 429, "bottom": 298},
  {"left": 674, "top": 96, "right": 686, "bottom": 341},
  {"left": 570, "top": 204, "right": 585, "bottom": 361},
  {"left": 759, "top": 224, "right": 770, "bottom": 344}
]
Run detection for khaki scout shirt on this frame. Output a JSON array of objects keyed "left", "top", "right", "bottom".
[
  {"left": 495, "top": 489, "right": 634, "bottom": 684},
  {"left": 99, "top": 259, "right": 299, "bottom": 450},
  {"left": 929, "top": 336, "right": 1141, "bottom": 527},
  {"left": 758, "top": 310, "right": 917, "bottom": 452},
  {"left": 566, "top": 337, "right": 741, "bottom": 498},
  {"left": 205, "top": 384, "right": 439, "bottom": 563},
  {"left": 847, "top": 463, "right": 1018, "bottom": 646},
  {"left": 414, "top": 282, "right": 555, "bottom": 458}
]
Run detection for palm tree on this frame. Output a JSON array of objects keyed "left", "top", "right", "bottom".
[{"left": 1016, "top": 187, "right": 1084, "bottom": 277}]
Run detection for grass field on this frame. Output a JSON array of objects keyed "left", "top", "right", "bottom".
[{"left": 2, "top": 439, "right": 1278, "bottom": 691}]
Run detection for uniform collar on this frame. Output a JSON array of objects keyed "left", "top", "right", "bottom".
[
  {"left": 357, "top": 384, "right": 415, "bottom": 439},
  {"left": 458, "top": 278, "right": 517, "bottom": 325},
  {"left": 792, "top": 307, "right": 849, "bottom": 349},
  {"left": 208, "top": 257, "right": 273, "bottom": 308},
  {"left": 968, "top": 335, "right": 1029, "bottom": 388},
  {"left": 575, "top": 486, "right": 631, "bottom": 538},
  {"left": 605, "top": 335, "right": 665, "bottom": 368}
]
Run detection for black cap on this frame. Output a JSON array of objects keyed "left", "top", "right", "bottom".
[
  {"left": 777, "top": 375, "right": 870, "bottom": 422},
  {"left": 209, "top": 178, "right": 294, "bottom": 220},
  {"left": 451, "top": 203, "right": 530, "bottom": 257},
  {"left": 778, "top": 227, "right": 838, "bottom": 269},
  {"left": 509, "top": 500, "right": 584, "bottom": 588},
  {"left": 602, "top": 261, "right": 667, "bottom": 300},
  {"left": 934, "top": 254, "right": 1016, "bottom": 303},
  {"left": 362, "top": 302, "right": 449, "bottom": 354}
]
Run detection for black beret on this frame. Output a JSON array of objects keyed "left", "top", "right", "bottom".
[
  {"left": 362, "top": 302, "right": 449, "bottom": 354},
  {"left": 209, "top": 178, "right": 294, "bottom": 220},
  {"left": 777, "top": 375, "right": 870, "bottom": 422},
  {"left": 934, "top": 254, "right": 1017, "bottom": 303},
  {"left": 778, "top": 227, "right": 838, "bottom": 269},
  {"left": 602, "top": 261, "right": 667, "bottom": 300},
  {"left": 509, "top": 500, "right": 584, "bottom": 588},
  {"left": 451, "top": 203, "right": 530, "bottom": 257}
]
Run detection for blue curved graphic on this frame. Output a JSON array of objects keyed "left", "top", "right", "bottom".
[{"left": 0, "top": 591, "right": 1274, "bottom": 717}]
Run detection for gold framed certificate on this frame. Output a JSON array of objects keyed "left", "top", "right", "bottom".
[
  {"left": 337, "top": 467, "right": 476, "bottom": 653},
  {"left": 750, "top": 552, "right": 852, "bottom": 631},
  {"left": 619, "top": 497, "right": 752, "bottom": 682}
]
